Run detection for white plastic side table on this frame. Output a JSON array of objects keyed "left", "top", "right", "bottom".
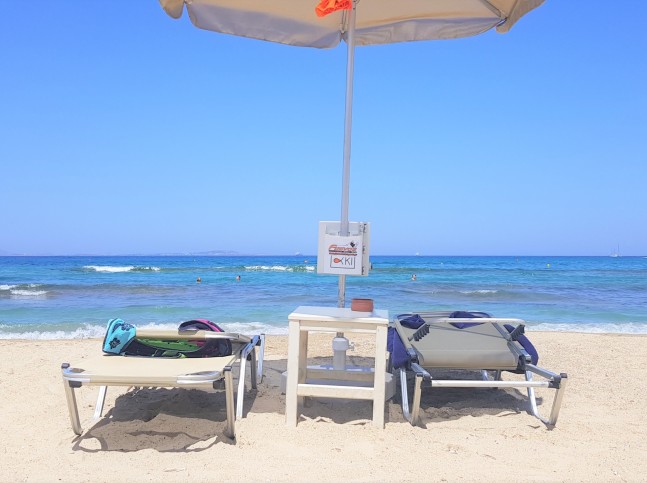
[{"left": 285, "top": 306, "right": 389, "bottom": 428}]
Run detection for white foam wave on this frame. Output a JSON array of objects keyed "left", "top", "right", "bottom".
[
  {"left": 245, "top": 265, "right": 289, "bottom": 271},
  {"left": 10, "top": 289, "right": 48, "bottom": 297},
  {"left": 460, "top": 290, "right": 499, "bottom": 294},
  {"left": 244, "top": 265, "right": 314, "bottom": 272},
  {"left": 1, "top": 283, "right": 48, "bottom": 297},
  {"left": 0, "top": 321, "right": 288, "bottom": 340},
  {"left": 217, "top": 322, "right": 288, "bottom": 336},
  {"left": 0, "top": 324, "right": 107, "bottom": 340},
  {"left": 84, "top": 265, "right": 160, "bottom": 273},
  {"left": 85, "top": 265, "right": 134, "bottom": 273}
]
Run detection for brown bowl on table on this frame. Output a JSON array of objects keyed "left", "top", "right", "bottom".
[{"left": 351, "top": 298, "right": 374, "bottom": 312}]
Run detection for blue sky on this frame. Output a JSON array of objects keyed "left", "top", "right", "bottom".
[{"left": 1, "top": 2, "right": 645, "bottom": 256}]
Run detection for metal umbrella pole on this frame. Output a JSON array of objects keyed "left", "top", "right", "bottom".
[
  {"left": 333, "top": 1, "right": 358, "bottom": 370},
  {"left": 337, "top": 1, "right": 356, "bottom": 309}
]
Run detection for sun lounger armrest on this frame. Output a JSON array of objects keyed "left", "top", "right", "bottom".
[
  {"left": 240, "top": 334, "right": 265, "bottom": 384},
  {"left": 241, "top": 335, "right": 260, "bottom": 359},
  {"left": 410, "top": 362, "right": 431, "bottom": 381},
  {"left": 526, "top": 364, "right": 566, "bottom": 387}
]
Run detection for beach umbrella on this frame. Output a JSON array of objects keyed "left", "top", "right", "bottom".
[{"left": 158, "top": 0, "right": 544, "bottom": 306}]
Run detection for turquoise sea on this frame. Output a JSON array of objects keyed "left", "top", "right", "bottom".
[{"left": 1, "top": 255, "right": 646, "bottom": 339}]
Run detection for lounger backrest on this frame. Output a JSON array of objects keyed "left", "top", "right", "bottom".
[{"left": 392, "top": 313, "right": 533, "bottom": 371}]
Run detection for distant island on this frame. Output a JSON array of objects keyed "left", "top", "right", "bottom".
[{"left": 0, "top": 249, "right": 242, "bottom": 257}]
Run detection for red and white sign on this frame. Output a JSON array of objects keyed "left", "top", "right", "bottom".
[{"left": 317, "top": 222, "right": 370, "bottom": 276}]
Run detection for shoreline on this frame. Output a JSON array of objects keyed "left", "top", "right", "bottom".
[
  {"left": 3, "top": 332, "right": 647, "bottom": 481},
  {"left": 3, "top": 325, "right": 647, "bottom": 340}
]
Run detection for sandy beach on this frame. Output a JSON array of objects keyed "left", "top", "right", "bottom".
[{"left": 2, "top": 332, "right": 646, "bottom": 482}]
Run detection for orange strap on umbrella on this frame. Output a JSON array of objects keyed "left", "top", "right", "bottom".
[{"left": 315, "top": 0, "right": 352, "bottom": 18}]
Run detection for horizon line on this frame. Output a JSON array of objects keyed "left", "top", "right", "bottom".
[{"left": 0, "top": 253, "right": 643, "bottom": 258}]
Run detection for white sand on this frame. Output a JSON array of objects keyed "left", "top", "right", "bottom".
[{"left": 2, "top": 332, "right": 647, "bottom": 482}]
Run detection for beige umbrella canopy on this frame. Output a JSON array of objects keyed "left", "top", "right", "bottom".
[
  {"left": 158, "top": 0, "right": 544, "bottom": 306},
  {"left": 159, "top": 0, "right": 543, "bottom": 48}
]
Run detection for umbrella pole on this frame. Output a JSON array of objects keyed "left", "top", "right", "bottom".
[{"left": 337, "top": 0, "right": 357, "bottom": 309}]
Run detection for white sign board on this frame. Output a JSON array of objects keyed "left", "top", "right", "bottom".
[{"left": 317, "top": 221, "right": 370, "bottom": 276}]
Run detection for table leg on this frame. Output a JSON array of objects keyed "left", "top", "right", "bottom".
[
  {"left": 285, "top": 320, "right": 301, "bottom": 427},
  {"left": 372, "top": 325, "right": 388, "bottom": 428},
  {"left": 298, "top": 329, "right": 308, "bottom": 407}
]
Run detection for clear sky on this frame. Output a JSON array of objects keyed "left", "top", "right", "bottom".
[{"left": 1, "top": 2, "right": 645, "bottom": 256}]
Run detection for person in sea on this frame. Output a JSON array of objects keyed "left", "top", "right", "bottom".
[
  {"left": 411, "top": 274, "right": 416, "bottom": 281},
  {"left": 236, "top": 275, "right": 241, "bottom": 281},
  {"left": 196, "top": 277, "right": 202, "bottom": 283}
]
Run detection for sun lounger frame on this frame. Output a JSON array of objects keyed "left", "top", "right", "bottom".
[
  {"left": 393, "top": 312, "right": 567, "bottom": 427},
  {"left": 61, "top": 330, "right": 265, "bottom": 439}
]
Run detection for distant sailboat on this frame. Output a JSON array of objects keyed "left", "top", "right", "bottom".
[{"left": 610, "top": 244, "right": 621, "bottom": 258}]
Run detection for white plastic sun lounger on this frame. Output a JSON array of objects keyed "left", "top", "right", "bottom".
[
  {"left": 391, "top": 312, "right": 567, "bottom": 427},
  {"left": 61, "top": 330, "right": 265, "bottom": 439}
]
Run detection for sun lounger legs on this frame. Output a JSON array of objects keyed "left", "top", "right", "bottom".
[
  {"left": 398, "top": 361, "right": 567, "bottom": 427},
  {"left": 93, "top": 386, "right": 107, "bottom": 420},
  {"left": 224, "top": 367, "right": 235, "bottom": 438},
  {"left": 237, "top": 334, "right": 264, "bottom": 419},
  {"left": 61, "top": 332, "right": 265, "bottom": 440},
  {"left": 61, "top": 361, "right": 239, "bottom": 438},
  {"left": 61, "top": 364, "right": 83, "bottom": 436},
  {"left": 524, "top": 366, "right": 568, "bottom": 425}
]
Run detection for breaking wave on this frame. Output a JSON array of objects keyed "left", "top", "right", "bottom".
[
  {"left": 0, "top": 320, "right": 288, "bottom": 340},
  {"left": 83, "top": 265, "right": 161, "bottom": 273},
  {"left": 0, "top": 284, "right": 49, "bottom": 298},
  {"left": 244, "top": 265, "right": 315, "bottom": 273}
]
